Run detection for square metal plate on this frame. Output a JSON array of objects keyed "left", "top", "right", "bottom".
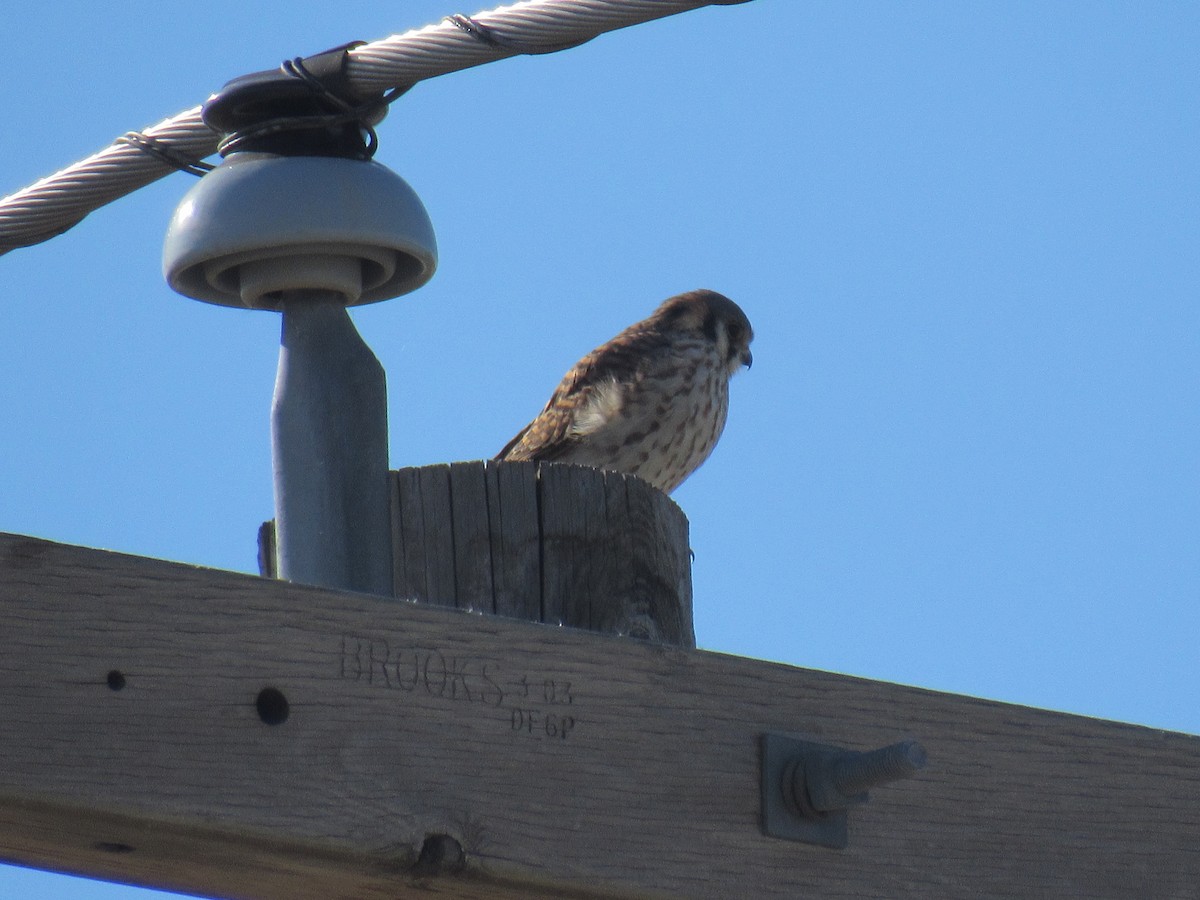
[{"left": 760, "top": 733, "right": 848, "bottom": 849}]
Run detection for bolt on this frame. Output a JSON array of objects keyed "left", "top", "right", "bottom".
[
  {"left": 830, "top": 740, "right": 927, "bottom": 797},
  {"left": 804, "top": 740, "right": 927, "bottom": 812}
]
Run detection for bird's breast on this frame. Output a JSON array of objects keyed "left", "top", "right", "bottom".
[{"left": 560, "top": 343, "right": 730, "bottom": 493}]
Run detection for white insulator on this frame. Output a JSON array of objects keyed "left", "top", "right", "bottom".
[{"left": 162, "top": 153, "right": 437, "bottom": 309}]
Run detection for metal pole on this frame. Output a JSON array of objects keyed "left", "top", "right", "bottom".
[{"left": 271, "top": 291, "right": 392, "bottom": 595}]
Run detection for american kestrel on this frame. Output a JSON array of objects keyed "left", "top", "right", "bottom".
[{"left": 496, "top": 289, "right": 753, "bottom": 494}]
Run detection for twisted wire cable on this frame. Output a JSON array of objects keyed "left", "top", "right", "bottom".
[{"left": 0, "top": 0, "right": 749, "bottom": 256}]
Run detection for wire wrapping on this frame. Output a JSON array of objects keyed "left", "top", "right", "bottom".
[
  {"left": 213, "top": 56, "right": 391, "bottom": 160},
  {"left": 118, "top": 132, "right": 215, "bottom": 176},
  {"left": 0, "top": 0, "right": 744, "bottom": 256}
]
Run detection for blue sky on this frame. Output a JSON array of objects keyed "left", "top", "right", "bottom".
[{"left": 2, "top": 1, "right": 1198, "bottom": 896}]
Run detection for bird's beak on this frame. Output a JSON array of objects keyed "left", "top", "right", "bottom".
[{"left": 741, "top": 349, "right": 753, "bottom": 369}]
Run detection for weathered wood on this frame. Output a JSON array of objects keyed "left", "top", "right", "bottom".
[
  {"left": 447, "top": 461, "right": 493, "bottom": 612},
  {"left": 390, "top": 465, "right": 427, "bottom": 602},
  {"left": 2, "top": 532, "right": 1199, "bottom": 900},
  {"left": 484, "top": 460, "right": 541, "bottom": 622},
  {"left": 539, "top": 462, "right": 607, "bottom": 631},
  {"left": 415, "top": 464, "right": 457, "bottom": 606},
  {"left": 622, "top": 471, "right": 693, "bottom": 643},
  {"left": 391, "top": 461, "right": 694, "bottom": 646},
  {"left": 257, "top": 519, "right": 277, "bottom": 580}
]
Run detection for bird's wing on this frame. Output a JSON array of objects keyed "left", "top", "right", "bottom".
[{"left": 496, "top": 322, "right": 671, "bottom": 461}]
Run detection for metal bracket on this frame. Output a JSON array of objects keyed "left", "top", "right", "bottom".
[{"left": 760, "top": 734, "right": 927, "bottom": 849}]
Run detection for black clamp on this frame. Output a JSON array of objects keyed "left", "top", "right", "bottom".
[{"left": 201, "top": 42, "right": 406, "bottom": 160}]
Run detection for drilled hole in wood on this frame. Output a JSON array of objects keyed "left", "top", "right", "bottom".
[
  {"left": 256, "top": 687, "right": 289, "bottom": 725},
  {"left": 412, "top": 834, "right": 465, "bottom": 876},
  {"left": 94, "top": 841, "right": 135, "bottom": 854},
  {"left": 106, "top": 670, "right": 126, "bottom": 691}
]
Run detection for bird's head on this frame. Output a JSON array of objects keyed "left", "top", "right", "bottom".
[{"left": 653, "top": 289, "right": 754, "bottom": 377}]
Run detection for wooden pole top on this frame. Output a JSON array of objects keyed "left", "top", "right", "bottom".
[{"left": 391, "top": 461, "right": 695, "bottom": 646}]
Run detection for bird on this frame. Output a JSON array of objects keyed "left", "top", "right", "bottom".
[{"left": 495, "top": 289, "right": 753, "bottom": 494}]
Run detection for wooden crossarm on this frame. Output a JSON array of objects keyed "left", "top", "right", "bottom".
[{"left": 1, "top": 532, "right": 1198, "bottom": 898}]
